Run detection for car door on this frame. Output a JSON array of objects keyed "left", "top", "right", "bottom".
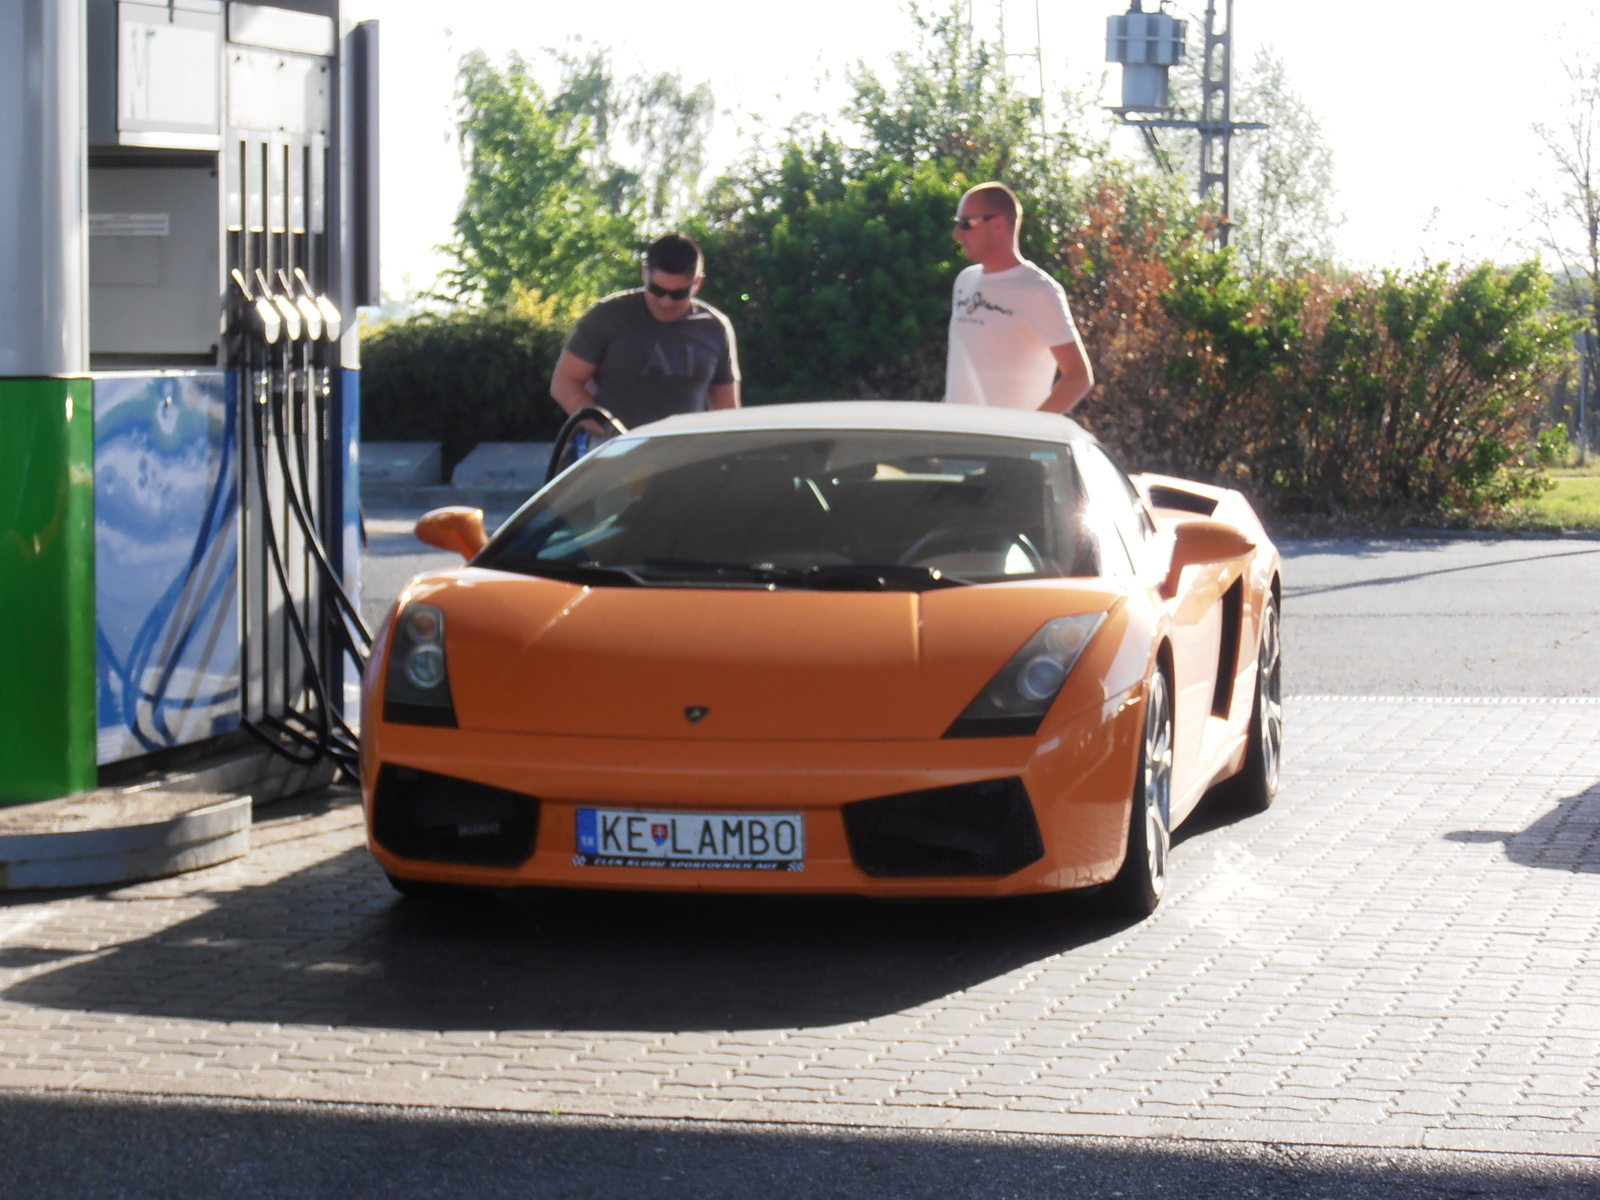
[{"left": 1074, "top": 443, "right": 1220, "bottom": 813}]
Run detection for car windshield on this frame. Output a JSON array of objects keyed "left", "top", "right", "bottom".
[{"left": 476, "top": 428, "right": 1098, "bottom": 589}]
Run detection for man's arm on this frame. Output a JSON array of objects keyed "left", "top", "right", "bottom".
[
  {"left": 707, "top": 381, "right": 740, "bottom": 410},
  {"left": 550, "top": 350, "right": 599, "bottom": 417},
  {"left": 1039, "top": 340, "right": 1094, "bottom": 414}
]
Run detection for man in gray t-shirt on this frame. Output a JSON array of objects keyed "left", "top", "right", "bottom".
[{"left": 550, "top": 233, "right": 740, "bottom": 430}]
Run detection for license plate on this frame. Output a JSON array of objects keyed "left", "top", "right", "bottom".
[{"left": 574, "top": 808, "right": 805, "bottom": 871}]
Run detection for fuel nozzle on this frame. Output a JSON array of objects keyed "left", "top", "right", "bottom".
[
  {"left": 232, "top": 268, "right": 282, "bottom": 344},
  {"left": 257, "top": 269, "right": 302, "bottom": 341},
  {"left": 282, "top": 269, "right": 323, "bottom": 341},
  {"left": 294, "top": 268, "right": 343, "bottom": 342}
]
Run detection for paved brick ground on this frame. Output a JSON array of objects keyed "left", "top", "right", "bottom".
[{"left": 1, "top": 698, "right": 1597, "bottom": 1157}]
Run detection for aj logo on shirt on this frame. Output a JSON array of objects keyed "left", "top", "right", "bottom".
[{"left": 642, "top": 342, "right": 707, "bottom": 379}]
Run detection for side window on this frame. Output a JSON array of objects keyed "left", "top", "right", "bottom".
[{"left": 1074, "top": 443, "right": 1159, "bottom": 580}]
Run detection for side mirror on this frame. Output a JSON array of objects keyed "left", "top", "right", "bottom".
[
  {"left": 1160, "top": 518, "right": 1254, "bottom": 598},
  {"left": 415, "top": 506, "right": 488, "bottom": 561}
]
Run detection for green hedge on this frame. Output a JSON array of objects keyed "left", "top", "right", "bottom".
[
  {"left": 359, "top": 300, "right": 573, "bottom": 477},
  {"left": 361, "top": 250, "right": 1572, "bottom": 519}
]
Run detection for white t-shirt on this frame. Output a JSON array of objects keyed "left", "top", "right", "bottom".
[{"left": 944, "top": 261, "right": 1080, "bottom": 408}]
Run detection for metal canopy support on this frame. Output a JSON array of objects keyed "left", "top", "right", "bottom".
[{"left": 1199, "top": 0, "right": 1233, "bottom": 241}]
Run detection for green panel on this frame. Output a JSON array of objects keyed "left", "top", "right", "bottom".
[{"left": 0, "top": 377, "right": 95, "bottom": 802}]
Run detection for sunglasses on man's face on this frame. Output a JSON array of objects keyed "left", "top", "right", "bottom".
[
  {"left": 646, "top": 279, "right": 694, "bottom": 300},
  {"left": 953, "top": 213, "right": 1000, "bottom": 231}
]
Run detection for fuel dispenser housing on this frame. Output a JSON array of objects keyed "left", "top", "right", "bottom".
[{"left": 0, "top": 0, "right": 377, "bottom": 802}]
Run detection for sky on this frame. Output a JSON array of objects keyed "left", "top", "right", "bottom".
[{"left": 341, "top": 0, "right": 1599, "bottom": 301}]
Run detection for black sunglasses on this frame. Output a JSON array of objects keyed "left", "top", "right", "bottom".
[
  {"left": 954, "top": 213, "right": 1001, "bottom": 231},
  {"left": 646, "top": 280, "right": 694, "bottom": 300}
]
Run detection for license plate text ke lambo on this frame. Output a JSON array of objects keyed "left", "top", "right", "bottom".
[{"left": 574, "top": 808, "right": 805, "bottom": 870}]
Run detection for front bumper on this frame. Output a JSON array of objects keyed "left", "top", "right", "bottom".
[{"left": 361, "top": 689, "right": 1144, "bottom": 898}]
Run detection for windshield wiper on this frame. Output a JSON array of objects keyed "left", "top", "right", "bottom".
[
  {"left": 633, "top": 558, "right": 798, "bottom": 584},
  {"left": 515, "top": 560, "right": 646, "bottom": 587},
  {"left": 796, "top": 564, "right": 967, "bottom": 592},
  {"left": 578, "top": 559, "right": 972, "bottom": 592}
]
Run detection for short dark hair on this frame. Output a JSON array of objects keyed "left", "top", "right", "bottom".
[
  {"left": 645, "top": 232, "right": 703, "bottom": 278},
  {"left": 963, "top": 182, "right": 1021, "bottom": 228}
]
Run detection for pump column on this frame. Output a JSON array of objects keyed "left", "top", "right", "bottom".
[{"left": 0, "top": 0, "right": 96, "bottom": 803}]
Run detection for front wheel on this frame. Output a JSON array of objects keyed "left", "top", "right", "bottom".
[
  {"left": 1229, "top": 591, "right": 1283, "bottom": 814},
  {"left": 1106, "top": 670, "right": 1174, "bottom": 918}
]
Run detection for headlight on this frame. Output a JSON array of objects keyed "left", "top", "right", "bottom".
[
  {"left": 944, "top": 613, "right": 1106, "bottom": 739},
  {"left": 384, "top": 602, "right": 458, "bottom": 727},
  {"left": 404, "top": 644, "right": 446, "bottom": 689}
]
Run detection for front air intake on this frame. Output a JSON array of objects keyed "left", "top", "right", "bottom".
[
  {"left": 842, "top": 777, "right": 1045, "bottom": 877},
  {"left": 372, "top": 765, "right": 540, "bottom": 867}
]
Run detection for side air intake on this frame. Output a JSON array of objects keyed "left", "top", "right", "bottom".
[
  {"left": 842, "top": 777, "right": 1045, "bottom": 877},
  {"left": 372, "top": 765, "right": 540, "bottom": 867}
]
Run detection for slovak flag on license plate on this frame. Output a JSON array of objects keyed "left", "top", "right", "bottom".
[{"left": 651, "top": 822, "right": 669, "bottom": 845}]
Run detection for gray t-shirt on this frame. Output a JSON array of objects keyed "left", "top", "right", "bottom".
[{"left": 563, "top": 289, "right": 740, "bottom": 429}]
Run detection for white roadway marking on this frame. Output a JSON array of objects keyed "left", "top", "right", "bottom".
[{"left": 1292, "top": 694, "right": 1600, "bottom": 705}]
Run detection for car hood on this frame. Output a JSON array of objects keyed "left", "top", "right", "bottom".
[{"left": 403, "top": 568, "right": 1124, "bottom": 741}]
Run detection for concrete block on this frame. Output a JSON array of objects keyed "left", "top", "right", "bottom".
[
  {"left": 450, "top": 442, "right": 556, "bottom": 491},
  {"left": 0, "top": 793, "right": 250, "bottom": 890},
  {"left": 360, "top": 442, "right": 442, "bottom": 486}
]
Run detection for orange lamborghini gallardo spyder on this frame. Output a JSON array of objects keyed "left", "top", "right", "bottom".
[{"left": 361, "top": 402, "right": 1282, "bottom": 916}]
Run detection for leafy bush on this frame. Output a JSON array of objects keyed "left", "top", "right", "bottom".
[
  {"left": 1064, "top": 191, "right": 1575, "bottom": 516},
  {"left": 359, "top": 291, "right": 575, "bottom": 476},
  {"left": 695, "top": 144, "right": 969, "bottom": 400},
  {"left": 1282, "top": 262, "right": 1575, "bottom": 513}
]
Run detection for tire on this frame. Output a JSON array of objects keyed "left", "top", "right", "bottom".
[
  {"left": 1106, "top": 669, "right": 1174, "bottom": 918},
  {"left": 1230, "top": 590, "right": 1283, "bottom": 814}
]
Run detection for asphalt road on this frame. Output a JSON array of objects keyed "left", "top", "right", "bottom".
[
  {"left": 360, "top": 517, "right": 1600, "bottom": 698},
  {"left": 1281, "top": 536, "right": 1600, "bottom": 697},
  {"left": 3, "top": 1091, "right": 1594, "bottom": 1200}
]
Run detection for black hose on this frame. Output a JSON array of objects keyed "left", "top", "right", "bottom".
[
  {"left": 245, "top": 385, "right": 356, "bottom": 777},
  {"left": 269, "top": 376, "right": 373, "bottom": 652},
  {"left": 547, "top": 405, "right": 629, "bottom": 483},
  {"left": 266, "top": 379, "right": 364, "bottom": 756}
]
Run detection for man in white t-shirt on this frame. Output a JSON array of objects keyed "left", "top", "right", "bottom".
[{"left": 944, "top": 181, "right": 1095, "bottom": 412}]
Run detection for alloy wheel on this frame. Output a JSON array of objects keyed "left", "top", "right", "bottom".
[
  {"left": 1257, "top": 595, "right": 1283, "bottom": 796},
  {"left": 1143, "top": 671, "right": 1174, "bottom": 899}
]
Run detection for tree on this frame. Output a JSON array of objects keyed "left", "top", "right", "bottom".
[
  {"left": 441, "top": 50, "right": 638, "bottom": 306},
  {"left": 547, "top": 44, "right": 716, "bottom": 227},
  {"left": 1230, "top": 49, "right": 1341, "bottom": 276},
  {"left": 843, "top": 4, "right": 1039, "bottom": 180},
  {"left": 1142, "top": 45, "right": 1340, "bottom": 273},
  {"left": 694, "top": 3, "right": 1204, "bottom": 401},
  {"left": 1531, "top": 54, "right": 1600, "bottom": 457},
  {"left": 696, "top": 141, "right": 970, "bottom": 399},
  {"left": 440, "top": 49, "right": 716, "bottom": 306}
]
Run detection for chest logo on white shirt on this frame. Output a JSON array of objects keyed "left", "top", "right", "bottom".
[{"left": 955, "top": 290, "right": 1015, "bottom": 319}]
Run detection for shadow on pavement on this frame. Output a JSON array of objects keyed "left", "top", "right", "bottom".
[
  {"left": 3, "top": 833, "right": 1141, "bottom": 1033},
  {"left": 1445, "top": 784, "right": 1600, "bottom": 873},
  {"left": 1172, "top": 781, "right": 1263, "bottom": 848},
  {"left": 1, "top": 1089, "right": 1590, "bottom": 1200}
]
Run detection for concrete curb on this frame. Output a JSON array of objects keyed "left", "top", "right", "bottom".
[
  {"left": 0, "top": 748, "right": 336, "bottom": 891},
  {"left": 0, "top": 795, "right": 250, "bottom": 890}
]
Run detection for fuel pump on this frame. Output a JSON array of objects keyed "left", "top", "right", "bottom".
[
  {"left": 91, "top": 2, "right": 375, "bottom": 783},
  {"left": 1, "top": 1, "right": 375, "bottom": 804}
]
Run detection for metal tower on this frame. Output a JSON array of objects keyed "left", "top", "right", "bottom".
[{"left": 1106, "top": 0, "right": 1266, "bottom": 247}]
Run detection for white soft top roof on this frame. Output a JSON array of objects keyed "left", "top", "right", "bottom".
[{"left": 632, "top": 400, "right": 1093, "bottom": 444}]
